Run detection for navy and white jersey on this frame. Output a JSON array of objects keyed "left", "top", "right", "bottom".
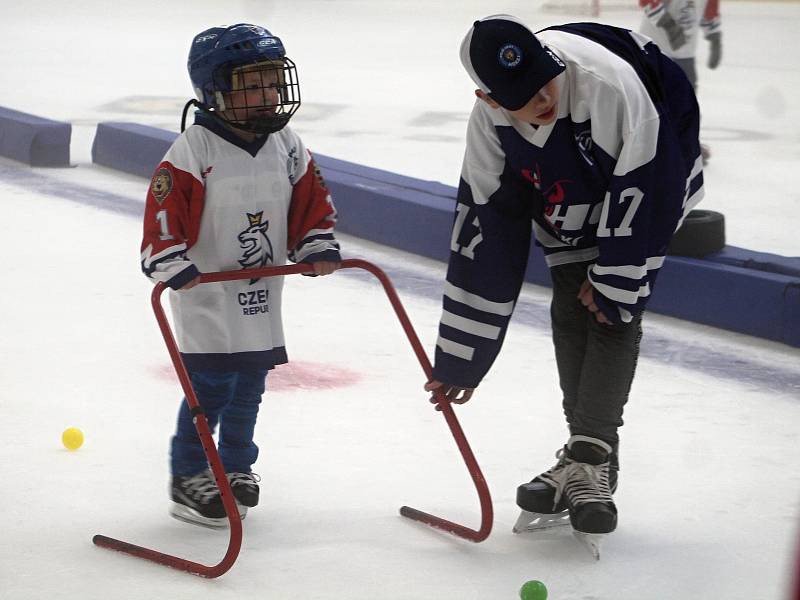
[{"left": 433, "top": 23, "right": 703, "bottom": 389}]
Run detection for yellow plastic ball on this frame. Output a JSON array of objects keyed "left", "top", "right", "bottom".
[{"left": 62, "top": 427, "right": 84, "bottom": 450}]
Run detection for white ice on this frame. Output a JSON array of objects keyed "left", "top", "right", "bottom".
[{"left": 1, "top": 2, "right": 799, "bottom": 599}]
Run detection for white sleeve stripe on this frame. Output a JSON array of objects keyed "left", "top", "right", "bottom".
[
  {"left": 146, "top": 259, "right": 195, "bottom": 284},
  {"left": 440, "top": 310, "right": 502, "bottom": 340},
  {"left": 591, "top": 256, "right": 665, "bottom": 279},
  {"left": 303, "top": 227, "right": 336, "bottom": 238},
  {"left": 684, "top": 186, "right": 704, "bottom": 213},
  {"left": 444, "top": 281, "right": 515, "bottom": 316},
  {"left": 689, "top": 155, "right": 704, "bottom": 181},
  {"left": 291, "top": 241, "right": 340, "bottom": 262},
  {"left": 436, "top": 336, "right": 475, "bottom": 361},
  {"left": 590, "top": 278, "right": 651, "bottom": 305},
  {"left": 140, "top": 242, "right": 188, "bottom": 269}
]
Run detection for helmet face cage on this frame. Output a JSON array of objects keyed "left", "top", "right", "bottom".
[
  {"left": 213, "top": 57, "right": 301, "bottom": 134},
  {"left": 188, "top": 24, "right": 301, "bottom": 135}
]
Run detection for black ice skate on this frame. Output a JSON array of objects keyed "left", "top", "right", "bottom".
[
  {"left": 514, "top": 441, "right": 619, "bottom": 536},
  {"left": 170, "top": 469, "right": 242, "bottom": 528},
  {"left": 556, "top": 435, "right": 617, "bottom": 559},
  {"left": 227, "top": 471, "right": 260, "bottom": 517},
  {"left": 513, "top": 446, "right": 571, "bottom": 533}
]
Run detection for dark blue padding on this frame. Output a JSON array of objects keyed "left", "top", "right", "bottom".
[
  {"left": 704, "top": 245, "right": 800, "bottom": 278},
  {"left": 91, "top": 122, "right": 177, "bottom": 178},
  {"left": 0, "top": 106, "right": 71, "bottom": 167},
  {"left": 315, "top": 156, "right": 454, "bottom": 262},
  {"left": 315, "top": 154, "right": 460, "bottom": 201},
  {"left": 650, "top": 257, "right": 800, "bottom": 347},
  {"left": 90, "top": 121, "right": 800, "bottom": 347}
]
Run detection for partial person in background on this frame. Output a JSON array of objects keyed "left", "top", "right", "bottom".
[
  {"left": 424, "top": 14, "right": 704, "bottom": 557},
  {"left": 140, "top": 23, "right": 340, "bottom": 527},
  {"left": 639, "top": 0, "right": 721, "bottom": 162}
]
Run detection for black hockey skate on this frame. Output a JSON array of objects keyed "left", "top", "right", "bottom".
[
  {"left": 514, "top": 442, "right": 618, "bottom": 534},
  {"left": 513, "top": 446, "right": 571, "bottom": 533},
  {"left": 170, "top": 469, "right": 243, "bottom": 528},
  {"left": 227, "top": 471, "right": 260, "bottom": 517},
  {"left": 557, "top": 435, "right": 617, "bottom": 559},
  {"left": 514, "top": 436, "right": 618, "bottom": 558}
]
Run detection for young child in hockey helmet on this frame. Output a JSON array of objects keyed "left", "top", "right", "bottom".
[{"left": 188, "top": 23, "right": 301, "bottom": 135}]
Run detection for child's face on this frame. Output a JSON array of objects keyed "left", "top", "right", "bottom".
[
  {"left": 222, "top": 63, "right": 282, "bottom": 124},
  {"left": 507, "top": 78, "right": 560, "bottom": 125},
  {"left": 476, "top": 77, "right": 561, "bottom": 126}
]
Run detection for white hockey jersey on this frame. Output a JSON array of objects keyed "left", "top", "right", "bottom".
[
  {"left": 140, "top": 113, "right": 340, "bottom": 372},
  {"left": 639, "top": 0, "right": 721, "bottom": 59}
]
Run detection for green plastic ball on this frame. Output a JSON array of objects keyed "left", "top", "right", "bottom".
[{"left": 519, "top": 579, "right": 548, "bottom": 600}]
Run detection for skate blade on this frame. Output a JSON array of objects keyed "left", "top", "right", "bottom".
[
  {"left": 512, "top": 509, "right": 570, "bottom": 533},
  {"left": 572, "top": 530, "right": 606, "bottom": 560},
  {"left": 169, "top": 502, "right": 245, "bottom": 529}
]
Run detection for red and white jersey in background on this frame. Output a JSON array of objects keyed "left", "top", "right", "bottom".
[
  {"left": 639, "top": 0, "right": 721, "bottom": 59},
  {"left": 140, "top": 116, "right": 340, "bottom": 372}
]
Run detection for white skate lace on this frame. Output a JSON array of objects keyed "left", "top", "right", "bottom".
[
  {"left": 553, "top": 460, "right": 613, "bottom": 508},
  {"left": 537, "top": 448, "right": 567, "bottom": 489},
  {"left": 227, "top": 472, "right": 261, "bottom": 489},
  {"left": 183, "top": 471, "right": 220, "bottom": 504}
]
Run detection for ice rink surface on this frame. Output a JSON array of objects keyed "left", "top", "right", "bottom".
[{"left": 1, "top": 2, "right": 799, "bottom": 599}]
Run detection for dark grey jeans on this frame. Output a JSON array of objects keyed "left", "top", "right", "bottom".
[{"left": 550, "top": 261, "right": 643, "bottom": 447}]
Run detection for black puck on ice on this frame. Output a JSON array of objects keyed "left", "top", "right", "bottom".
[{"left": 667, "top": 209, "right": 725, "bottom": 257}]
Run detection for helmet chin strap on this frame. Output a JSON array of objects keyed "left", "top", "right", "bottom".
[
  {"left": 223, "top": 112, "right": 291, "bottom": 135},
  {"left": 181, "top": 100, "right": 290, "bottom": 136},
  {"left": 214, "top": 92, "right": 227, "bottom": 111}
]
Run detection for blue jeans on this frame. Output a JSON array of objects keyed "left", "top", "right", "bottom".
[{"left": 170, "top": 369, "right": 268, "bottom": 476}]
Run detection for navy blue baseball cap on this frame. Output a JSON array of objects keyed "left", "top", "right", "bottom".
[{"left": 460, "top": 15, "right": 566, "bottom": 111}]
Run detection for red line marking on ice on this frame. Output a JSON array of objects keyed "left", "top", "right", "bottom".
[{"left": 151, "top": 360, "right": 362, "bottom": 391}]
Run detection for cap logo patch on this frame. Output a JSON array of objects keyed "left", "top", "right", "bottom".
[{"left": 498, "top": 44, "right": 523, "bottom": 68}]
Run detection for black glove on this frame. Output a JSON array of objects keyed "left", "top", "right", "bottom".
[
  {"left": 707, "top": 32, "right": 722, "bottom": 69},
  {"left": 657, "top": 12, "right": 687, "bottom": 50}
]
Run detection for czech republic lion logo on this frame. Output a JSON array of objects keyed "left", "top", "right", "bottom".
[{"left": 238, "top": 211, "right": 274, "bottom": 283}]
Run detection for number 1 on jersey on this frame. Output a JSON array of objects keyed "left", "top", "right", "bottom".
[{"left": 156, "top": 210, "right": 174, "bottom": 241}]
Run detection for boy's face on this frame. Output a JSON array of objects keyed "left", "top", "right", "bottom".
[
  {"left": 222, "top": 62, "right": 283, "bottom": 124},
  {"left": 476, "top": 77, "right": 560, "bottom": 126}
]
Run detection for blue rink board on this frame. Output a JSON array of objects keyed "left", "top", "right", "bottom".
[
  {"left": 0, "top": 106, "right": 71, "bottom": 167},
  {"left": 91, "top": 121, "right": 800, "bottom": 348}
]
